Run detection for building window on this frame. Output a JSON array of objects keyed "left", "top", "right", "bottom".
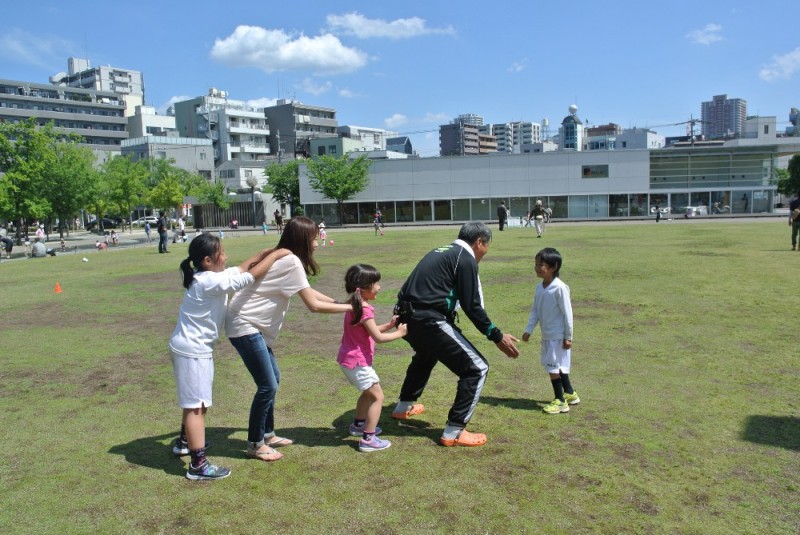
[
  {"left": 318, "top": 146, "right": 326, "bottom": 156},
  {"left": 200, "top": 152, "right": 206, "bottom": 160},
  {"left": 764, "top": 125, "right": 769, "bottom": 134},
  {"left": 329, "top": 145, "right": 337, "bottom": 154},
  {"left": 157, "top": 151, "right": 167, "bottom": 159},
  {"left": 582, "top": 165, "right": 609, "bottom": 179},
  {"left": 245, "top": 170, "right": 253, "bottom": 178}
]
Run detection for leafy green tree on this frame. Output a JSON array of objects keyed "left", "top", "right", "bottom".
[
  {"left": 85, "top": 166, "right": 114, "bottom": 234},
  {"left": 103, "top": 155, "right": 149, "bottom": 232},
  {"left": 777, "top": 154, "right": 800, "bottom": 196},
  {"left": 305, "top": 155, "right": 371, "bottom": 223},
  {"left": 0, "top": 118, "right": 57, "bottom": 242},
  {"left": 264, "top": 160, "right": 299, "bottom": 214},
  {"left": 42, "top": 139, "right": 97, "bottom": 238},
  {"left": 194, "top": 179, "right": 231, "bottom": 211}
]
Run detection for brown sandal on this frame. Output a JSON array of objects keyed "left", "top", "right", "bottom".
[{"left": 245, "top": 446, "right": 284, "bottom": 462}]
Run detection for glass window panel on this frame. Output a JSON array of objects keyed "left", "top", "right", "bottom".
[
  {"left": 509, "top": 197, "right": 528, "bottom": 219},
  {"left": 433, "top": 200, "right": 451, "bottom": 221},
  {"left": 471, "top": 198, "right": 491, "bottom": 220},
  {"left": 323, "top": 203, "right": 341, "bottom": 225},
  {"left": 588, "top": 195, "right": 609, "bottom": 218},
  {"left": 710, "top": 191, "right": 731, "bottom": 214},
  {"left": 568, "top": 196, "right": 589, "bottom": 218},
  {"left": 396, "top": 201, "right": 413, "bottom": 222},
  {"left": 414, "top": 200, "right": 432, "bottom": 222},
  {"left": 452, "top": 199, "right": 471, "bottom": 221},
  {"left": 609, "top": 194, "right": 629, "bottom": 217},
  {"left": 752, "top": 190, "right": 771, "bottom": 213},
  {"left": 733, "top": 191, "right": 751, "bottom": 214},
  {"left": 549, "top": 196, "right": 568, "bottom": 218},
  {"left": 670, "top": 193, "right": 689, "bottom": 216},
  {"left": 378, "top": 203, "right": 395, "bottom": 224},
  {"left": 358, "top": 202, "right": 376, "bottom": 224},
  {"left": 628, "top": 193, "right": 648, "bottom": 216}
]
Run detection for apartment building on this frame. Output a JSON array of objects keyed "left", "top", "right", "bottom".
[
  {"left": 337, "top": 125, "right": 397, "bottom": 151},
  {"left": 439, "top": 122, "right": 480, "bottom": 156},
  {"left": 0, "top": 78, "right": 128, "bottom": 153},
  {"left": 480, "top": 122, "right": 541, "bottom": 153},
  {"left": 121, "top": 135, "right": 214, "bottom": 181},
  {"left": 264, "top": 99, "right": 337, "bottom": 159},
  {"left": 50, "top": 57, "right": 144, "bottom": 117},
  {"left": 174, "top": 89, "right": 271, "bottom": 167},
  {"left": 559, "top": 105, "right": 584, "bottom": 150},
  {"left": 127, "top": 105, "right": 176, "bottom": 138},
  {"left": 701, "top": 94, "right": 747, "bottom": 140}
]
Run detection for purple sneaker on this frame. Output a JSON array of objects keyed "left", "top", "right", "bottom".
[{"left": 359, "top": 435, "right": 391, "bottom": 453}]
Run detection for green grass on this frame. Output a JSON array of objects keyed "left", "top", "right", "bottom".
[{"left": 1, "top": 220, "right": 798, "bottom": 534}]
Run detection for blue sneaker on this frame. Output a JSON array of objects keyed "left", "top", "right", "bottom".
[
  {"left": 185, "top": 460, "right": 231, "bottom": 481},
  {"left": 358, "top": 435, "right": 391, "bottom": 453},
  {"left": 349, "top": 424, "right": 383, "bottom": 437}
]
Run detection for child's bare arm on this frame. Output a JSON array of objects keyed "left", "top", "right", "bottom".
[
  {"left": 244, "top": 248, "right": 291, "bottom": 279},
  {"left": 363, "top": 318, "right": 407, "bottom": 343}
]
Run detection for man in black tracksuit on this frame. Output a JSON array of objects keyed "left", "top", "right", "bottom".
[{"left": 392, "top": 222, "right": 519, "bottom": 447}]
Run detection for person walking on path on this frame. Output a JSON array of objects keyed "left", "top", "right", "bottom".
[
  {"left": 392, "top": 222, "right": 519, "bottom": 447},
  {"left": 226, "top": 216, "right": 352, "bottom": 463},
  {"left": 144, "top": 222, "right": 152, "bottom": 244},
  {"left": 790, "top": 192, "right": 800, "bottom": 251},
  {"left": 497, "top": 201, "right": 508, "bottom": 231},
  {"left": 337, "top": 264, "right": 407, "bottom": 453},
  {"left": 169, "top": 234, "right": 289, "bottom": 480},
  {"left": 157, "top": 211, "right": 169, "bottom": 253},
  {"left": 522, "top": 247, "right": 579, "bottom": 414}
]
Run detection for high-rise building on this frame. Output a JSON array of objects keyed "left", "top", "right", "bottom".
[
  {"left": 0, "top": 78, "right": 128, "bottom": 155},
  {"left": 174, "top": 89, "right": 271, "bottom": 167},
  {"left": 439, "top": 122, "right": 480, "bottom": 156},
  {"left": 480, "top": 122, "right": 541, "bottom": 153},
  {"left": 264, "top": 99, "right": 337, "bottom": 159},
  {"left": 559, "top": 105, "right": 584, "bottom": 150},
  {"left": 701, "top": 94, "right": 747, "bottom": 139},
  {"left": 50, "top": 57, "right": 144, "bottom": 117}
]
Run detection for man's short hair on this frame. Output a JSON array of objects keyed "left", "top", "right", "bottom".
[{"left": 458, "top": 222, "right": 492, "bottom": 245}]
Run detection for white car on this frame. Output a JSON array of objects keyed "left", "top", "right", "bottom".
[{"left": 131, "top": 216, "right": 159, "bottom": 227}]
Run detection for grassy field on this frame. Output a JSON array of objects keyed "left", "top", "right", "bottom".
[{"left": 1, "top": 219, "right": 797, "bottom": 534}]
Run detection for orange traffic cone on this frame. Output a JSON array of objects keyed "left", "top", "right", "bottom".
[{"left": 54, "top": 282, "right": 63, "bottom": 294}]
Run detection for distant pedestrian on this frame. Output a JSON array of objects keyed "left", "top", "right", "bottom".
[
  {"left": 1, "top": 236, "right": 13, "bottom": 257},
  {"left": 319, "top": 219, "right": 327, "bottom": 246},
  {"left": 790, "top": 192, "right": 800, "bottom": 251},
  {"left": 157, "top": 211, "right": 169, "bottom": 253},
  {"left": 144, "top": 222, "right": 152, "bottom": 244},
  {"left": 262, "top": 221, "right": 268, "bottom": 235},
  {"left": 497, "top": 201, "right": 508, "bottom": 231},
  {"left": 274, "top": 210, "right": 283, "bottom": 234},
  {"left": 532, "top": 200, "right": 546, "bottom": 237}
]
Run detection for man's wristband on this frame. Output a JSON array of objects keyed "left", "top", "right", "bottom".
[{"left": 488, "top": 327, "right": 503, "bottom": 343}]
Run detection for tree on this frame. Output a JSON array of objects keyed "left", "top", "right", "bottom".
[
  {"left": 777, "top": 154, "right": 800, "bottom": 197},
  {"left": 42, "top": 139, "right": 97, "bottom": 238},
  {"left": 264, "top": 160, "right": 299, "bottom": 215},
  {"left": 0, "top": 118, "right": 57, "bottom": 243},
  {"left": 305, "top": 155, "right": 371, "bottom": 223},
  {"left": 194, "top": 179, "right": 231, "bottom": 211},
  {"left": 103, "top": 155, "right": 149, "bottom": 232}
]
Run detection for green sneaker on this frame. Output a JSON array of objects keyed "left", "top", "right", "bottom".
[
  {"left": 564, "top": 391, "right": 580, "bottom": 405},
  {"left": 543, "top": 399, "right": 569, "bottom": 414}
]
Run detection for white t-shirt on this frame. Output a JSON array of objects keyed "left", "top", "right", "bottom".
[
  {"left": 524, "top": 277, "right": 573, "bottom": 341},
  {"left": 225, "top": 255, "right": 310, "bottom": 345},
  {"left": 169, "top": 267, "right": 254, "bottom": 358}
]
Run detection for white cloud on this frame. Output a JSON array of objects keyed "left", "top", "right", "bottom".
[
  {"left": 338, "top": 88, "right": 358, "bottom": 98},
  {"left": 210, "top": 25, "right": 367, "bottom": 75},
  {"left": 508, "top": 59, "right": 527, "bottom": 73},
  {"left": 246, "top": 97, "right": 279, "bottom": 109},
  {"left": 0, "top": 29, "right": 74, "bottom": 69},
  {"left": 759, "top": 47, "right": 800, "bottom": 81},
  {"left": 296, "top": 77, "right": 332, "bottom": 96},
  {"left": 327, "top": 12, "right": 455, "bottom": 39},
  {"left": 686, "top": 23, "right": 723, "bottom": 45},
  {"left": 423, "top": 112, "right": 449, "bottom": 124},
  {"left": 384, "top": 114, "right": 408, "bottom": 128}
]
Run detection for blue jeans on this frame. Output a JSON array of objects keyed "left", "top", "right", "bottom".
[{"left": 229, "top": 333, "right": 280, "bottom": 444}]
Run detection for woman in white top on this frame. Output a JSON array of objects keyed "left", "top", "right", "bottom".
[{"left": 226, "top": 216, "right": 351, "bottom": 462}]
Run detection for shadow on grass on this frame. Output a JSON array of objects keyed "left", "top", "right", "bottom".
[
  {"left": 330, "top": 405, "right": 441, "bottom": 446},
  {"left": 741, "top": 415, "right": 800, "bottom": 451},
  {"left": 479, "top": 395, "right": 547, "bottom": 411}
]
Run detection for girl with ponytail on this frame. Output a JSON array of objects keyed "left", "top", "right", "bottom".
[
  {"left": 337, "top": 264, "right": 407, "bottom": 452},
  {"left": 169, "top": 233, "right": 289, "bottom": 480}
]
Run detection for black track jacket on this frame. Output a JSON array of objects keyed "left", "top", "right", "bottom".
[{"left": 397, "top": 240, "right": 503, "bottom": 342}]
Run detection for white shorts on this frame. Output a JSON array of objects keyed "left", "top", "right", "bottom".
[
  {"left": 339, "top": 364, "right": 380, "bottom": 392},
  {"left": 171, "top": 352, "right": 214, "bottom": 408},
  {"left": 540, "top": 339, "right": 571, "bottom": 374}
]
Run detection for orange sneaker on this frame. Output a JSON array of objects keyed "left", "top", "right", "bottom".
[
  {"left": 440, "top": 430, "right": 487, "bottom": 447},
  {"left": 391, "top": 403, "right": 425, "bottom": 420}
]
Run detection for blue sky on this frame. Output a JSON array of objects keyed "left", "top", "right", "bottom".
[{"left": 1, "top": 1, "right": 798, "bottom": 156}]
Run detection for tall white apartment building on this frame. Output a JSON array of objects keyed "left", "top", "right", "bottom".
[
  {"left": 173, "top": 89, "right": 271, "bottom": 166},
  {"left": 480, "top": 121, "right": 541, "bottom": 153},
  {"left": 701, "top": 94, "right": 747, "bottom": 140},
  {"left": 50, "top": 57, "right": 144, "bottom": 117}
]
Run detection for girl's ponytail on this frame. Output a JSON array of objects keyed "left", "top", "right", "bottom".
[
  {"left": 179, "top": 257, "right": 195, "bottom": 289},
  {"left": 180, "top": 233, "right": 221, "bottom": 289}
]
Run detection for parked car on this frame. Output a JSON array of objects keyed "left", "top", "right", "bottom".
[
  {"left": 131, "top": 216, "right": 159, "bottom": 227},
  {"left": 85, "top": 217, "right": 119, "bottom": 231}
]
